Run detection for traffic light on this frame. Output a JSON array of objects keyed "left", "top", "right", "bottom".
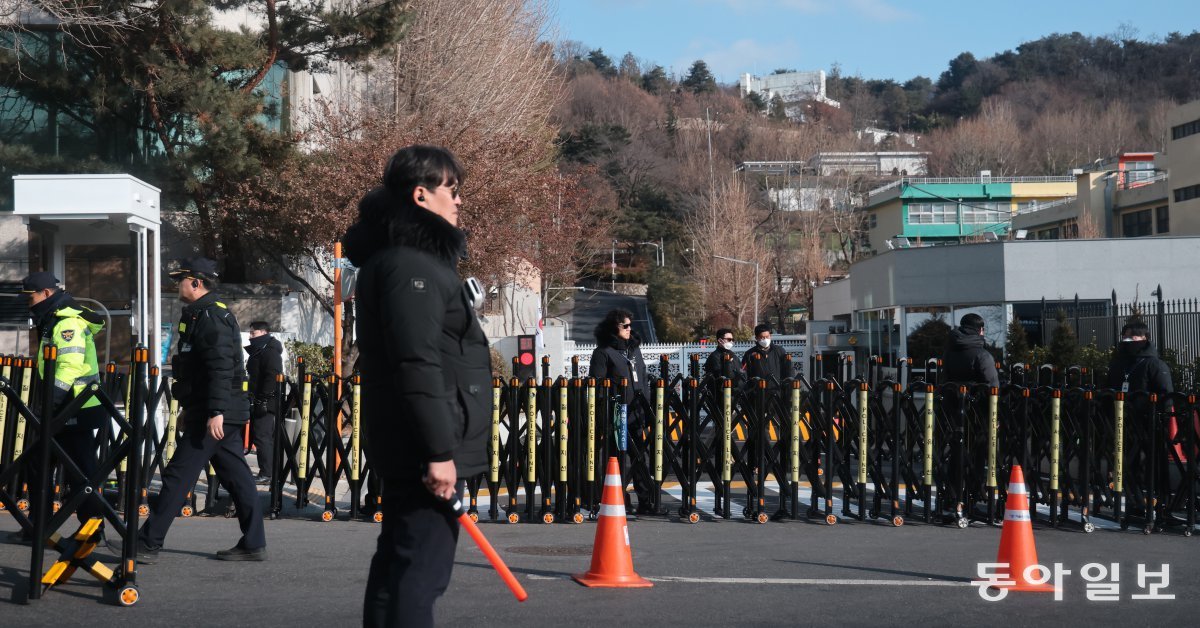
[{"left": 515, "top": 334, "right": 536, "bottom": 381}]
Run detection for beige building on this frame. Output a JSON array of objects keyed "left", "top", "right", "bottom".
[
  {"left": 1015, "top": 99, "right": 1200, "bottom": 239},
  {"left": 1167, "top": 99, "right": 1200, "bottom": 235}
]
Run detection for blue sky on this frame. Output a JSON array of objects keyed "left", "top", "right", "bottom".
[{"left": 551, "top": 0, "right": 1197, "bottom": 84}]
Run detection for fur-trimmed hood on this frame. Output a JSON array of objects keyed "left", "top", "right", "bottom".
[{"left": 343, "top": 186, "right": 466, "bottom": 269}]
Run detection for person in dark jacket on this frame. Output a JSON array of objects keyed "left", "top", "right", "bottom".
[
  {"left": 943, "top": 313, "right": 1000, "bottom": 387},
  {"left": 344, "top": 145, "right": 491, "bottom": 628},
  {"left": 589, "top": 308, "right": 656, "bottom": 513},
  {"left": 703, "top": 328, "right": 742, "bottom": 383},
  {"left": 940, "top": 313, "right": 999, "bottom": 523},
  {"left": 245, "top": 321, "right": 283, "bottom": 484},
  {"left": 137, "top": 257, "right": 266, "bottom": 562},
  {"left": 1106, "top": 320, "right": 1174, "bottom": 523},
  {"left": 1105, "top": 321, "right": 1173, "bottom": 397},
  {"left": 741, "top": 323, "right": 793, "bottom": 386}
]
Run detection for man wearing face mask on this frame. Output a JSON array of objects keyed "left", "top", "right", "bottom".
[
  {"left": 1105, "top": 321, "right": 1174, "bottom": 526},
  {"left": 741, "top": 323, "right": 793, "bottom": 387},
  {"left": 1105, "top": 321, "right": 1172, "bottom": 397},
  {"left": 703, "top": 328, "right": 742, "bottom": 383}
]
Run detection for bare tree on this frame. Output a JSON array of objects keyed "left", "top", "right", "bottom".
[{"left": 685, "top": 175, "right": 771, "bottom": 331}]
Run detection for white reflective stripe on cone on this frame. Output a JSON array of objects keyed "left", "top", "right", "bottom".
[
  {"left": 1004, "top": 509, "right": 1031, "bottom": 522},
  {"left": 599, "top": 503, "right": 626, "bottom": 517},
  {"left": 605, "top": 475, "right": 623, "bottom": 487},
  {"left": 1007, "top": 482, "right": 1027, "bottom": 495}
]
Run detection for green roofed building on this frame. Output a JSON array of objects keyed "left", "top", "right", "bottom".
[{"left": 861, "top": 174, "right": 1076, "bottom": 252}]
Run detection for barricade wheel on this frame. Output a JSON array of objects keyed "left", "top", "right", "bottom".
[
  {"left": 825, "top": 514, "right": 838, "bottom": 526},
  {"left": 118, "top": 585, "right": 139, "bottom": 607},
  {"left": 321, "top": 510, "right": 334, "bottom": 522},
  {"left": 891, "top": 516, "right": 904, "bottom": 527},
  {"left": 687, "top": 512, "right": 701, "bottom": 524},
  {"left": 742, "top": 507, "right": 752, "bottom": 519},
  {"left": 52, "top": 501, "right": 61, "bottom": 513},
  {"left": 17, "top": 499, "right": 29, "bottom": 512},
  {"left": 542, "top": 513, "right": 555, "bottom": 524},
  {"left": 572, "top": 513, "right": 585, "bottom": 524},
  {"left": 1083, "top": 522, "right": 1095, "bottom": 534},
  {"left": 956, "top": 517, "right": 968, "bottom": 529},
  {"left": 1184, "top": 528, "right": 1192, "bottom": 537},
  {"left": 1119, "top": 519, "right": 1129, "bottom": 530},
  {"left": 468, "top": 512, "right": 479, "bottom": 523},
  {"left": 1142, "top": 526, "right": 1153, "bottom": 536},
  {"left": 372, "top": 512, "right": 383, "bottom": 523},
  {"left": 507, "top": 513, "right": 520, "bottom": 524},
  {"left": 138, "top": 505, "right": 149, "bottom": 517},
  {"left": 755, "top": 512, "right": 769, "bottom": 524},
  {"left": 181, "top": 506, "right": 194, "bottom": 517}
]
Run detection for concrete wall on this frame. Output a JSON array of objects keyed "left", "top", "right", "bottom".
[
  {"left": 812, "top": 277, "right": 852, "bottom": 321},
  {"left": 816, "top": 237, "right": 1200, "bottom": 320}
]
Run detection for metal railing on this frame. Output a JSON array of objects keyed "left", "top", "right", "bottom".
[{"left": 868, "top": 175, "right": 1077, "bottom": 199}]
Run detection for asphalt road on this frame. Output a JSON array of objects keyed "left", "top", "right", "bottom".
[{"left": 1, "top": 494, "right": 1197, "bottom": 627}]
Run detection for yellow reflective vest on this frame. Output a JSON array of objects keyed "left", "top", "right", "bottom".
[{"left": 37, "top": 305, "right": 104, "bottom": 409}]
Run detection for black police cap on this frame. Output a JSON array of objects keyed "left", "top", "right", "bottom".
[
  {"left": 21, "top": 271, "right": 61, "bottom": 293},
  {"left": 169, "top": 257, "right": 219, "bottom": 281}
]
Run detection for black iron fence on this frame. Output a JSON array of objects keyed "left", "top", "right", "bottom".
[{"left": 1042, "top": 288, "right": 1200, "bottom": 387}]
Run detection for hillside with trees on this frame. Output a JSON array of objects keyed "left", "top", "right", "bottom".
[{"left": 552, "top": 31, "right": 1200, "bottom": 341}]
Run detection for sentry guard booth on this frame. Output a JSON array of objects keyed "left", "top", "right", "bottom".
[{"left": 12, "top": 174, "right": 163, "bottom": 371}]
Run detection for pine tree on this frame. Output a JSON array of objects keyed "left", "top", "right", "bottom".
[
  {"left": 1047, "top": 309, "right": 1079, "bottom": 370},
  {"left": 641, "top": 65, "right": 672, "bottom": 94},
  {"left": 1005, "top": 317, "right": 1031, "bottom": 366},
  {"left": 0, "top": 1, "right": 407, "bottom": 280},
  {"left": 681, "top": 59, "right": 717, "bottom": 93}
]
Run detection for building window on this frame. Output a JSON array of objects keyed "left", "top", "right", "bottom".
[
  {"left": 907, "top": 202, "right": 956, "bottom": 224},
  {"left": 869, "top": 213, "right": 878, "bottom": 228},
  {"left": 1172, "top": 118, "right": 1200, "bottom": 140},
  {"left": 1175, "top": 184, "right": 1200, "bottom": 203},
  {"left": 1037, "top": 227, "right": 1060, "bottom": 240},
  {"left": 961, "top": 201, "right": 1007, "bottom": 224},
  {"left": 1121, "top": 209, "right": 1153, "bottom": 237},
  {"left": 1156, "top": 205, "right": 1169, "bottom": 233}
]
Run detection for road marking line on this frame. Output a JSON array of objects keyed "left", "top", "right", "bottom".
[{"left": 528, "top": 574, "right": 970, "bottom": 586}]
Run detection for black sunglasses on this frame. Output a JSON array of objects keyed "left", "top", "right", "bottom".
[{"left": 619, "top": 323, "right": 632, "bottom": 330}]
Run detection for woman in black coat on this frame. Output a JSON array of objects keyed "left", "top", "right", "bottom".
[
  {"left": 344, "top": 145, "right": 491, "bottom": 628},
  {"left": 589, "top": 308, "right": 657, "bottom": 513}
]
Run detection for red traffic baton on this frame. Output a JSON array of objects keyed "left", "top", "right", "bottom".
[{"left": 449, "top": 493, "right": 528, "bottom": 602}]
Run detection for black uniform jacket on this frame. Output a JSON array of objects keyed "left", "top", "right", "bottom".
[
  {"left": 1105, "top": 342, "right": 1173, "bottom": 396},
  {"left": 741, "top": 344, "right": 793, "bottom": 385},
  {"left": 246, "top": 334, "right": 284, "bottom": 411},
  {"left": 704, "top": 347, "right": 743, "bottom": 384},
  {"left": 171, "top": 291, "right": 251, "bottom": 425},
  {"left": 943, "top": 328, "right": 1000, "bottom": 388},
  {"left": 345, "top": 196, "right": 491, "bottom": 481}
]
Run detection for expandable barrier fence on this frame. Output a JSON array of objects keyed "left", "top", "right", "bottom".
[{"left": 4, "top": 350, "right": 1197, "bottom": 607}]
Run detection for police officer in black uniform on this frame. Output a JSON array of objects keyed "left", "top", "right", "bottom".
[
  {"left": 136, "top": 258, "right": 266, "bottom": 562},
  {"left": 741, "top": 323, "right": 793, "bottom": 387},
  {"left": 703, "top": 328, "right": 742, "bottom": 383}
]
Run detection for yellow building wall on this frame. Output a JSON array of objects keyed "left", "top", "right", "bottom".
[
  {"left": 865, "top": 198, "right": 904, "bottom": 253},
  {"left": 1009, "top": 182, "right": 1077, "bottom": 200}
]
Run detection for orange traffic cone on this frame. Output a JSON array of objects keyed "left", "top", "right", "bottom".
[
  {"left": 995, "top": 465, "right": 1054, "bottom": 592},
  {"left": 573, "top": 457, "right": 652, "bottom": 588}
]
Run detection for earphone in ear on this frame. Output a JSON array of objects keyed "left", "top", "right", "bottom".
[
  {"left": 418, "top": 195, "right": 426, "bottom": 202},
  {"left": 191, "top": 279, "right": 199, "bottom": 289}
]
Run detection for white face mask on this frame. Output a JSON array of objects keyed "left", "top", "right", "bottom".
[
  {"left": 757, "top": 338, "right": 771, "bottom": 349},
  {"left": 719, "top": 340, "right": 733, "bottom": 351}
]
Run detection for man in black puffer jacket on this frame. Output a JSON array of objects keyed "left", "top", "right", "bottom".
[
  {"left": 246, "top": 321, "right": 284, "bottom": 484},
  {"left": 939, "top": 313, "right": 999, "bottom": 523},
  {"left": 344, "top": 145, "right": 490, "bottom": 628},
  {"left": 138, "top": 257, "right": 265, "bottom": 563},
  {"left": 943, "top": 313, "right": 1000, "bottom": 387}
]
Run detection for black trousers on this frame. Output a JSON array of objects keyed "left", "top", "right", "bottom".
[
  {"left": 363, "top": 477, "right": 461, "bottom": 628},
  {"left": 250, "top": 410, "right": 275, "bottom": 477},
  {"left": 140, "top": 420, "right": 266, "bottom": 550},
  {"left": 28, "top": 406, "right": 107, "bottom": 531}
]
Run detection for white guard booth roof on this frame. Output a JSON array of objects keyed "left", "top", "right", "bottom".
[{"left": 12, "top": 174, "right": 163, "bottom": 368}]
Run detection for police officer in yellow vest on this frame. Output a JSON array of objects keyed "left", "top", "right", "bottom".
[{"left": 11, "top": 272, "right": 108, "bottom": 543}]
